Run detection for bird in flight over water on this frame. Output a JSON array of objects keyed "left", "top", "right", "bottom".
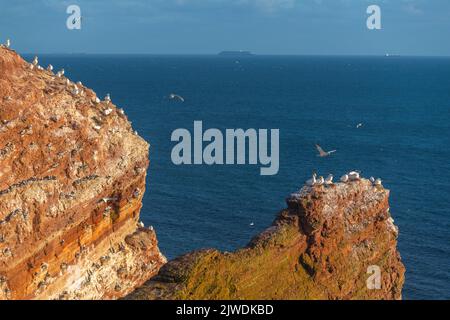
[
  {"left": 169, "top": 93, "right": 185, "bottom": 102},
  {"left": 315, "top": 144, "right": 337, "bottom": 157}
]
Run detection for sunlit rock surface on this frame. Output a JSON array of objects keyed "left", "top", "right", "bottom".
[
  {"left": 127, "top": 179, "right": 405, "bottom": 300},
  {"left": 0, "top": 47, "right": 166, "bottom": 300}
]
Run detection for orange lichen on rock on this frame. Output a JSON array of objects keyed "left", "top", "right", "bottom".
[
  {"left": 127, "top": 179, "right": 405, "bottom": 300},
  {"left": 0, "top": 47, "right": 166, "bottom": 300}
]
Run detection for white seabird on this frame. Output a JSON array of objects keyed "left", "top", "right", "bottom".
[
  {"left": 340, "top": 174, "right": 349, "bottom": 183},
  {"left": 375, "top": 178, "right": 382, "bottom": 186},
  {"left": 103, "top": 108, "right": 113, "bottom": 116},
  {"left": 169, "top": 93, "right": 185, "bottom": 102},
  {"left": 105, "top": 94, "right": 111, "bottom": 104},
  {"left": 47, "top": 64, "right": 53, "bottom": 72},
  {"left": 325, "top": 174, "right": 334, "bottom": 185},
  {"left": 356, "top": 123, "right": 363, "bottom": 129},
  {"left": 32, "top": 56, "right": 38, "bottom": 66},
  {"left": 306, "top": 173, "right": 317, "bottom": 186},
  {"left": 369, "top": 177, "right": 375, "bottom": 184},
  {"left": 37, "top": 65, "right": 43, "bottom": 71},
  {"left": 76, "top": 81, "right": 82, "bottom": 86},
  {"left": 94, "top": 97, "right": 101, "bottom": 104},
  {"left": 71, "top": 86, "right": 79, "bottom": 96},
  {"left": 316, "top": 176, "right": 325, "bottom": 186},
  {"left": 348, "top": 171, "right": 360, "bottom": 181},
  {"left": 315, "top": 144, "right": 336, "bottom": 157},
  {"left": 5, "top": 39, "right": 10, "bottom": 48},
  {"left": 138, "top": 221, "right": 145, "bottom": 228}
]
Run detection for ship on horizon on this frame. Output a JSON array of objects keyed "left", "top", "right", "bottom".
[{"left": 218, "top": 50, "right": 254, "bottom": 56}]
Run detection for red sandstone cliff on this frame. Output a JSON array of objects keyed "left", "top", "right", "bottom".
[
  {"left": 127, "top": 179, "right": 405, "bottom": 300},
  {"left": 0, "top": 46, "right": 166, "bottom": 300}
]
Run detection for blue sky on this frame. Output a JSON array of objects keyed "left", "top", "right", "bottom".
[{"left": 0, "top": 0, "right": 449, "bottom": 55}]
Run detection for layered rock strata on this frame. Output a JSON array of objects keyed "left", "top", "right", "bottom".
[
  {"left": 127, "top": 179, "right": 405, "bottom": 300},
  {"left": 0, "top": 47, "right": 166, "bottom": 300}
]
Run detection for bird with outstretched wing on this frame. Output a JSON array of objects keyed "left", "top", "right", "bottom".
[{"left": 315, "top": 144, "right": 336, "bottom": 157}]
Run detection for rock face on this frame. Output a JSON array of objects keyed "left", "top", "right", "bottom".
[
  {"left": 0, "top": 47, "right": 166, "bottom": 299},
  {"left": 127, "top": 179, "right": 405, "bottom": 300}
]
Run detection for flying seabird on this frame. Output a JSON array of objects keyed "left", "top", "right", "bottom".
[
  {"left": 356, "top": 123, "right": 363, "bottom": 129},
  {"left": 325, "top": 174, "right": 334, "bottom": 185},
  {"left": 250, "top": 222, "right": 255, "bottom": 226},
  {"left": 348, "top": 171, "right": 360, "bottom": 181},
  {"left": 316, "top": 176, "right": 325, "bottom": 186},
  {"left": 340, "top": 174, "right": 349, "bottom": 183},
  {"left": 315, "top": 144, "right": 337, "bottom": 157},
  {"left": 306, "top": 172, "right": 317, "bottom": 186},
  {"left": 169, "top": 93, "right": 185, "bottom": 102}
]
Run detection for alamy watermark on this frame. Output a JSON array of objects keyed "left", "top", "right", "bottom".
[
  {"left": 66, "top": 5, "right": 82, "bottom": 30},
  {"left": 367, "top": 5, "right": 382, "bottom": 30},
  {"left": 367, "top": 265, "right": 381, "bottom": 290},
  {"left": 171, "top": 121, "right": 279, "bottom": 176}
]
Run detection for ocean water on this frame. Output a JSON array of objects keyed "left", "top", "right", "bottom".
[{"left": 29, "top": 54, "right": 450, "bottom": 300}]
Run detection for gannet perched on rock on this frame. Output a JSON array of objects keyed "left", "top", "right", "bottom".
[
  {"left": 47, "top": 64, "right": 53, "bottom": 72},
  {"left": 306, "top": 173, "right": 317, "bottom": 186},
  {"left": 32, "top": 56, "right": 39, "bottom": 66},
  {"left": 316, "top": 176, "right": 325, "bottom": 186},
  {"left": 66, "top": 79, "right": 71, "bottom": 86},
  {"left": 56, "top": 69, "right": 65, "bottom": 78},
  {"left": 105, "top": 94, "right": 111, "bottom": 104},
  {"left": 103, "top": 108, "right": 113, "bottom": 116},
  {"left": 375, "top": 178, "right": 382, "bottom": 186},
  {"left": 71, "top": 86, "right": 79, "bottom": 96},
  {"left": 5, "top": 39, "right": 10, "bottom": 48},
  {"left": 340, "top": 174, "right": 349, "bottom": 183},
  {"left": 325, "top": 174, "right": 334, "bottom": 185},
  {"left": 369, "top": 177, "right": 375, "bottom": 184},
  {"left": 138, "top": 221, "right": 145, "bottom": 228},
  {"left": 93, "top": 97, "right": 100, "bottom": 104},
  {"left": 76, "top": 81, "right": 82, "bottom": 86},
  {"left": 348, "top": 171, "right": 360, "bottom": 181}
]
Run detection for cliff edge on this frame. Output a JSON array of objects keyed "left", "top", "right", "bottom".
[
  {"left": 0, "top": 47, "right": 166, "bottom": 299},
  {"left": 127, "top": 179, "right": 405, "bottom": 300}
]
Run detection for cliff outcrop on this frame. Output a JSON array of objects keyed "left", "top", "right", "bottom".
[
  {"left": 0, "top": 47, "right": 166, "bottom": 299},
  {"left": 127, "top": 179, "right": 405, "bottom": 300}
]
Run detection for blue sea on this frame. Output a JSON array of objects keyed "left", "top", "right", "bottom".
[{"left": 29, "top": 54, "right": 450, "bottom": 300}]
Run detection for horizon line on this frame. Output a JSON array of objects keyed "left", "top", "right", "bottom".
[{"left": 18, "top": 52, "right": 450, "bottom": 58}]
